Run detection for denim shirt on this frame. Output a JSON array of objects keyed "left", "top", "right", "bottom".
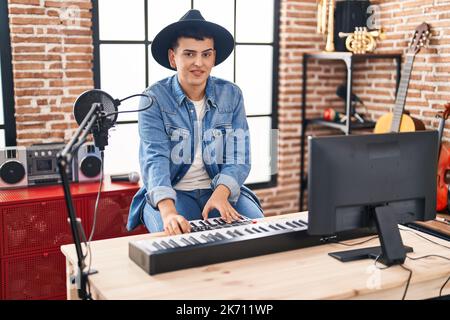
[{"left": 127, "top": 75, "right": 261, "bottom": 231}]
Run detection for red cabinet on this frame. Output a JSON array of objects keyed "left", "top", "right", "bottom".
[{"left": 0, "top": 180, "right": 146, "bottom": 299}]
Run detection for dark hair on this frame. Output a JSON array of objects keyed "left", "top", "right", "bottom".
[{"left": 170, "top": 27, "right": 215, "bottom": 50}]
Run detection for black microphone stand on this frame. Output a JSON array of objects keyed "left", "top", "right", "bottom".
[{"left": 57, "top": 102, "right": 104, "bottom": 300}]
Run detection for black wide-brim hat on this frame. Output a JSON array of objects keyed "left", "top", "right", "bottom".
[{"left": 151, "top": 9, "right": 235, "bottom": 70}]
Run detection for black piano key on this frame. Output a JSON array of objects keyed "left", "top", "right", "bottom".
[
  {"left": 189, "top": 236, "right": 201, "bottom": 245},
  {"left": 269, "top": 224, "right": 280, "bottom": 231},
  {"left": 276, "top": 223, "right": 287, "bottom": 230},
  {"left": 181, "top": 238, "right": 193, "bottom": 246},
  {"left": 209, "top": 234, "right": 218, "bottom": 241},
  {"left": 199, "top": 220, "right": 207, "bottom": 227},
  {"left": 252, "top": 227, "right": 262, "bottom": 233},
  {"left": 201, "top": 234, "right": 212, "bottom": 242},
  {"left": 159, "top": 240, "right": 172, "bottom": 249},
  {"left": 214, "top": 232, "right": 227, "bottom": 240},
  {"left": 286, "top": 221, "right": 297, "bottom": 228},
  {"left": 292, "top": 221, "right": 304, "bottom": 228},
  {"left": 213, "top": 218, "right": 223, "bottom": 225},
  {"left": 169, "top": 239, "right": 180, "bottom": 248},
  {"left": 152, "top": 242, "right": 164, "bottom": 251},
  {"left": 259, "top": 226, "right": 269, "bottom": 232},
  {"left": 234, "top": 230, "right": 244, "bottom": 236},
  {"left": 299, "top": 219, "right": 308, "bottom": 226},
  {"left": 226, "top": 230, "right": 236, "bottom": 238},
  {"left": 205, "top": 220, "right": 214, "bottom": 226},
  {"left": 245, "top": 228, "right": 255, "bottom": 234}
]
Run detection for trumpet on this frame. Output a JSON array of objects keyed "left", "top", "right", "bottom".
[
  {"left": 339, "top": 27, "right": 386, "bottom": 54},
  {"left": 317, "top": 0, "right": 335, "bottom": 52}
]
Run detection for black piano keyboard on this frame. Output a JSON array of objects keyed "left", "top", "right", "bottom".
[{"left": 129, "top": 216, "right": 375, "bottom": 275}]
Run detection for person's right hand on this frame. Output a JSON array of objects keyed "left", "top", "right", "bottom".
[
  {"left": 162, "top": 212, "right": 191, "bottom": 236},
  {"left": 158, "top": 199, "right": 191, "bottom": 235}
]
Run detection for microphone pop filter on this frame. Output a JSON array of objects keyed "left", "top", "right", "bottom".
[{"left": 73, "top": 89, "right": 118, "bottom": 129}]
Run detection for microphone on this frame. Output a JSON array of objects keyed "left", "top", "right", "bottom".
[
  {"left": 72, "top": 90, "right": 154, "bottom": 151},
  {"left": 110, "top": 172, "right": 140, "bottom": 183},
  {"left": 336, "top": 85, "right": 364, "bottom": 105},
  {"left": 73, "top": 89, "right": 119, "bottom": 151}
]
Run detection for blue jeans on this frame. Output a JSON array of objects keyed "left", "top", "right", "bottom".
[{"left": 141, "top": 188, "right": 264, "bottom": 233}]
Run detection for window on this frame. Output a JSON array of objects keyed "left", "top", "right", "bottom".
[
  {"left": 0, "top": 58, "right": 4, "bottom": 148},
  {"left": 93, "top": 0, "right": 279, "bottom": 188},
  {"left": 0, "top": 0, "right": 16, "bottom": 147}
]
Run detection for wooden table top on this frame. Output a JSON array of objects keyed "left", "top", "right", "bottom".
[{"left": 61, "top": 212, "right": 450, "bottom": 300}]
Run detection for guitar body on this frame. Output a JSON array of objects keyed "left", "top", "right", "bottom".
[
  {"left": 373, "top": 23, "right": 430, "bottom": 135},
  {"left": 374, "top": 112, "right": 425, "bottom": 133}
]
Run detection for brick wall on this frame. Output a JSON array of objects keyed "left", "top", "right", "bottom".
[
  {"left": 255, "top": 0, "right": 450, "bottom": 216},
  {"left": 7, "top": 0, "right": 450, "bottom": 216},
  {"left": 8, "top": 0, "right": 93, "bottom": 145}
]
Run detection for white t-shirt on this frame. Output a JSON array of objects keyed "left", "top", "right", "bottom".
[{"left": 174, "top": 97, "right": 212, "bottom": 190}]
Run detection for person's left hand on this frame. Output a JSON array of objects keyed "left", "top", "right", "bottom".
[{"left": 202, "top": 185, "right": 241, "bottom": 223}]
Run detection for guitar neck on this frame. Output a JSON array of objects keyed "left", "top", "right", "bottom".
[{"left": 390, "top": 54, "right": 416, "bottom": 132}]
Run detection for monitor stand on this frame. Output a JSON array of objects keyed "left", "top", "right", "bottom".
[{"left": 329, "top": 206, "right": 413, "bottom": 266}]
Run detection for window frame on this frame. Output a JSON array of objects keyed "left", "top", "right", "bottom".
[
  {"left": 0, "top": 0, "right": 17, "bottom": 146},
  {"left": 91, "top": 0, "right": 280, "bottom": 189}
]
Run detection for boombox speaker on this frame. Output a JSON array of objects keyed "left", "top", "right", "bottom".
[
  {"left": 0, "top": 146, "right": 28, "bottom": 189},
  {"left": 73, "top": 142, "right": 102, "bottom": 183}
]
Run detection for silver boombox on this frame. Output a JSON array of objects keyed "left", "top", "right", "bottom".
[{"left": 26, "top": 143, "right": 71, "bottom": 186}]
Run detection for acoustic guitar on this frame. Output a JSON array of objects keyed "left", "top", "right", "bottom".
[{"left": 374, "top": 23, "right": 431, "bottom": 133}]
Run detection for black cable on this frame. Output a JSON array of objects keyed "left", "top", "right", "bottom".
[
  {"left": 118, "top": 93, "right": 150, "bottom": 103},
  {"left": 87, "top": 150, "right": 104, "bottom": 244},
  {"left": 440, "top": 275, "right": 450, "bottom": 297},
  {"left": 102, "top": 93, "right": 153, "bottom": 118},
  {"left": 372, "top": 258, "right": 412, "bottom": 300},
  {"left": 399, "top": 264, "right": 413, "bottom": 300},
  {"left": 373, "top": 254, "right": 390, "bottom": 270},
  {"left": 333, "top": 235, "right": 379, "bottom": 247},
  {"left": 406, "top": 254, "right": 450, "bottom": 261},
  {"left": 399, "top": 226, "right": 450, "bottom": 250},
  {"left": 369, "top": 229, "right": 450, "bottom": 300},
  {"left": 83, "top": 151, "right": 104, "bottom": 298},
  {"left": 406, "top": 254, "right": 450, "bottom": 298},
  {"left": 334, "top": 228, "right": 449, "bottom": 299},
  {"left": 398, "top": 227, "right": 450, "bottom": 298}
]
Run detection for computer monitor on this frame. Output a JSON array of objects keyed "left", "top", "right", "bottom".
[{"left": 307, "top": 130, "right": 438, "bottom": 266}]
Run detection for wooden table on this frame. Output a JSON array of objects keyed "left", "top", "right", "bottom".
[{"left": 61, "top": 212, "right": 450, "bottom": 300}]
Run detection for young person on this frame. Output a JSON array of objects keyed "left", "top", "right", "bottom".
[{"left": 127, "top": 9, "right": 264, "bottom": 236}]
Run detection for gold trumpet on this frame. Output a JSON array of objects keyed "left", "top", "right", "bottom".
[
  {"left": 338, "top": 27, "right": 386, "bottom": 54},
  {"left": 317, "top": 0, "right": 335, "bottom": 52}
]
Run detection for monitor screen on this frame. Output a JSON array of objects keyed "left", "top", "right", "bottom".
[
  {"left": 307, "top": 130, "right": 438, "bottom": 266},
  {"left": 307, "top": 130, "right": 437, "bottom": 236}
]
